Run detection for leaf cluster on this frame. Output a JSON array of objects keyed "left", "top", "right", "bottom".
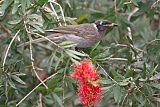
[{"left": 0, "top": 0, "right": 160, "bottom": 107}]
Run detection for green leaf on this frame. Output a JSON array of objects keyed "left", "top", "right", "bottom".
[
  {"left": 149, "top": 73, "right": 160, "bottom": 80},
  {"left": 54, "top": 87, "right": 63, "bottom": 93},
  {"left": 99, "top": 79, "right": 113, "bottom": 85},
  {"left": 111, "top": 70, "right": 125, "bottom": 80},
  {"left": 30, "top": 24, "right": 44, "bottom": 33},
  {"left": 119, "top": 77, "right": 131, "bottom": 86},
  {"left": 21, "top": 0, "right": 27, "bottom": 13},
  {"left": 66, "top": 51, "right": 81, "bottom": 60},
  {"left": 66, "top": 49, "right": 87, "bottom": 60},
  {"left": 12, "top": 0, "right": 19, "bottom": 14},
  {"left": 119, "top": 81, "right": 129, "bottom": 86},
  {"left": 143, "top": 62, "right": 147, "bottom": 78},
  {"left": 152, "top": 97, "right": 160, "bottom": 102},
  {"left": 59, "top": 41, "right": 77, "bottom": 48},
  {"left": 113, "top": 86, "right": 123, "bottom": 103},
  {"left": 90, "top": 41, "right": 100, "bottom": 54},
  {"left": 27, "top": 14, "right": 40, "bottom": 19},
  {"left": 133, "top": 93, "right": 146, "bottom": 106},
  {"left": 150, "top": 83, "right": 160, "bottom": 89},
  {"left": 8, "top": 19, "right": 21, "bottom": 25},
  {"left": 89, "top": 80, "right": 99, "bottom": 86},
  {"left": 131, "top": 0, "right": 140, "bottom": 6},
  {"left": 36, "top": 0, "right": 48, "bottom": 6},
  {"left": 0, "top": 0, "right": 13, "bottom": 16},
  {"left": 48, "top": 50, "right": 57, "bottom": 73},
  {"left": 8, "top": 81, "right": 16, "bottom": 89},
  {"left": 11, "top": 75, "right": 26, "bottom": 85},
  {"left": 65, "top": 17, "right": 77, "bottom": 25},
  {"left": 103, "top": 89, "right": 112, "bottom": 97},
  {"left": 52, "top": 93, "right": 64, "bottom": 107},
  {"left": 75, "top": 14, "right": 88, "bottom": 23},
  {"left": 15, "top": 73, "right": 26, "bottom": 76},
  {"left": 55, "top": 53, "right": 63, "bottom": 71},
  {"left": 29, "top": 21, "right": 43, "bottom": 27},
  {"left": 101, "top": 85, "right": 113, "bottom": 90},
  {"left": 66, "top": 49, "right": 87, "bottom": 57},
  {"left": 124, "top": 67, "right": 134, "bottom": 78}
]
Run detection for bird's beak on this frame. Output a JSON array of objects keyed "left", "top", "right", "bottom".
[
  {"left": 106, "top": 23, "right": 118, "bottom": 27},
  {"left": 112, "top": 23, "right": 118, "bottom": 26}
]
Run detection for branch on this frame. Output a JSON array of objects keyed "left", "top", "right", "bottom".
[
  {"left": 16, "top": 72, "right": 59, "bottom": 106},
  {"left": 2, "top": 30, "right": 20, "bottom": 71},
  {"left": 25, "top": 24, "right": 48, "bottom": 89}
]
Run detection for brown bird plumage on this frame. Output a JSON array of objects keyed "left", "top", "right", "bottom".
[{"left": 18, "top": 20, "right": 117, "bottom": 48}]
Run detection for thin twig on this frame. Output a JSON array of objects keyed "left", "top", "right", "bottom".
[
  {"left": 25, "top": 24, "right": 48, "bottom": 89},
  {"left": 62, "top": 59, "right": 70, "bottom": 103},
  {"left": 127, "top": 7, "right": 139, "bottom": 41},
  {"left": 97, "top": 63, "right": 119, "bottom": 85},
  {"left": 85, "top": 52, "right": 119, "bottom": 84},
  {"left": 2, "top": 29, "right": 20, "bottom": 71},
  {"left": 121, "top": 92, "right": 129, "bottom": 107},
  {"left": 30, "top": 32, "right": 63, "bottom": 50},
  {"left": 16, "top": 72, "right": 59, "bottom": 106},
  {"left": 96, "top": 57, "right": 128, "bottom": 61},
  {"left": 37, "top": 93, "right": 43, "bottom": 107},
  {"left": 48, "top": 0, "right": 66, "bottom": 26},
  {"left": 127, "top": 8, "right": 139, "bottom": 21},
  {"left": 147, "top": 38, "right": 160, "bottom": 45},
  {"left": 28, "top": 34, "right": 48, "bottom": 89},
  {"left": 49, "top": 1, "right": 62, "bottom": 26},
  {"left": 0, "top": 23, "right": 11, "bottom": 35},
  {"left": 114, "top": 0, "right": 118, "bottom": 22},
  {"left": 116, "top": 44, "right": 128, "bottom": 47},
  {"left": 52, "top": 1, "right": 66, "bottom": 26},
  {"left": 134, "top": 84, "right": 151, "bottom": 105},
  {"left": 102, "top": 84, "right": 116, "bottom": 94},
  {"left": 109, "top": 58, "right": 128, "bottom": 61},
  {"left": 151, "top": 0, "right": 160, "bottom": 8}
]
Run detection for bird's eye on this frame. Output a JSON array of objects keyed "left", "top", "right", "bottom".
[
  {"left": 102, "top": 22, "right": 107, "bottom": 25},
  {"left": 100, "top": 21, "right": 109, "bottom": 26}
]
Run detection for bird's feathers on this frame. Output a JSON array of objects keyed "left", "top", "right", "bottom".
[
  {"left": 46, "top": 23, "right": 102, "bottom": 40},
  {"left": 18, "top": 23, "right": 104, "bottom": 47}
]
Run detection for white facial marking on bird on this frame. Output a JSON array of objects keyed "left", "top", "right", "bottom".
[{"left": 92, "top": 23, "right": 98, "bottom": 30}]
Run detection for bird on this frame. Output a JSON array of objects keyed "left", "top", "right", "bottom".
[{"left": 18, "top": 20, "right": 118, "bottom": 48}]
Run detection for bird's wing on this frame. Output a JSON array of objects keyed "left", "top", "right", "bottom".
[
  {"left": 46, "top": 24, "right": 100, "bottom": 40},
  {"left": 46, "top": 26, "right": 79, "bottom": 34}
]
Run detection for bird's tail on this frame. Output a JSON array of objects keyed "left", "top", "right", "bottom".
[{"left": 17, "top": 33, "right": 64, "bottom": 47}]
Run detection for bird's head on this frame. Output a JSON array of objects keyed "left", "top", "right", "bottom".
[{"left": 95, "top": 20, "right": 118, "bottom": 31}]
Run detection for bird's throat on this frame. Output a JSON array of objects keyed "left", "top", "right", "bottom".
[{"left": 92, "top": 23, "right": 98, "bottom": 31}]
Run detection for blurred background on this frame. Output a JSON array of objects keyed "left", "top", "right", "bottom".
[{"left": 0, "top": 0, "right": 160, "bottom": 107}]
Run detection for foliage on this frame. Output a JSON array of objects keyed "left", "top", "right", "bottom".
[{"left": 0, "top": 0, "right": 160, "bottom": 107}]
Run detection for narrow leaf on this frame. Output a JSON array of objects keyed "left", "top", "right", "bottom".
[
  {"left": 59, "top": 41, "right": 77, "bottom": 48},
  {"left": 11, "top": 75, "right": 26, "bottom": 85},
  {"left": 52, "top": 93, "right": 64, "bottom": 107},
  {"left": 30, "top": 24, "right": 44, "bottom": 33},
  {"left": 66, "top": 49, "right": 88, "bottom": 57},
  {"left": 8, "top": 19, "right": 21, "bottom": 25},
  {"left": 66, "top": 51, "right": 81, "bottom": 60},
  {"left": 113, "top": 86, "right": 122, "bottom": 103},
  {"left": 12, "top": 0, "right": 19, "bottom": 14}
]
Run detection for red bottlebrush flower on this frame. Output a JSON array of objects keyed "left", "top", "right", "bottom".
[
  {"left": 71, "top": 59, "right": 99, "bottom": 82},
  {"left": 70, "top": 59, "right": 102, "bottom": 107},
  {"left": 78, "top": 83, "right": 102, "bottom": 107}
]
